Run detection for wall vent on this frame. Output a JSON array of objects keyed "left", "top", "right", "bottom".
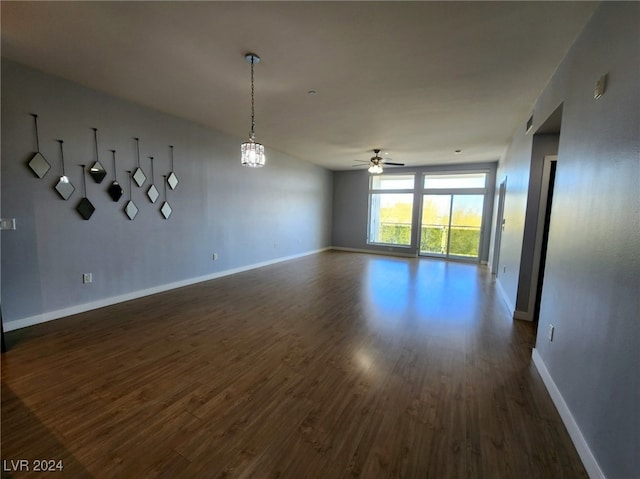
[{"left": 526, "top": 114, "right": 534, "bottom": 133}]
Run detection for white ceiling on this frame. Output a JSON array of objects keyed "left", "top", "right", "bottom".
[{"left": 1, "top": 1, "right": 597, "bottom": 170}]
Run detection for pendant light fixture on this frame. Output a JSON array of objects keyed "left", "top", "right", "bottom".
[{"left": 241, "top": 53, "right": 265, "bottom": 168}]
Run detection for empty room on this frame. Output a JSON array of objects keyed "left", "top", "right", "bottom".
[{"left": 1, "top": 2, "right": 638, "bottom": 478}]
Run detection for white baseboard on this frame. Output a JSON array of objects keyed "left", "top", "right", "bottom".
[
  {"left": 4, "top": 247, "right": 331, "bottom": 332},
  {"left": 531, "top": 349, "right": 606, "bottom": 479}
]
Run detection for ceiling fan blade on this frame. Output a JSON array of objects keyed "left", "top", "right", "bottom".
[{"left": 383, "top": 161, "right": 405, "bottom": 166}]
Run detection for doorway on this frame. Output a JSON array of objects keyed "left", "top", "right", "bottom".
[{"left": 532, "top": 157, "right": 557, "bottom": 322}]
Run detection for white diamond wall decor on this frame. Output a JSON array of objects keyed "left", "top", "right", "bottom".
[
  {"left": 125, "top": 201, "right": 139, "bottom": 220},
  {"left": 167, "top": 172, "right": 178, "bottom": 190},
  {"left": 54, "top": 140, "right": 75, "bottom": 200},
  {"left": 147, "top": 156, "right": 159, "bottom": 203},
  {"left": 107, "top": 150, "right": 123, "bottom": 202},
  {"left": 27, "top": 114, "right": 51, "bottom": 178},
  {"left": 132, "top": 137, "right": 146, "bottom": 187},
  {"left": 124, "top": 170, "right": 138, "bottom": 220},
  {"left": 132, "top": 168, "right": 146, "bottom": 188},
  {"left": 147, "top": 185, "right": 159, "bottom": 203},
  {"left": 76, "top": 165, "right": 95, "bottom": 220},
  {"left": 89, "top": 128, "right": 107, "bottom": 183},
  {"left": 167, "top": 145, "right": 178, "bottom": 189},
  {"left": 161, "top": 201, "right": 172, "bottom": 219}
]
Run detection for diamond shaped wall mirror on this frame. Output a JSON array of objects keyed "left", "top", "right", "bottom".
[
  {"left": 132, "top": 137, "right": 146, "bottom": 187},
  {"left": 29, "top": 152, "right": 51, "bottom": 179},
  {"left": 167, "top": 145, "right": 178, "bottom": 189},
  {"left": 55, "top": 178, "right": 75, "bottom": 200},
  {"left": 54, "top": 140, "right": 75, "bottom": 200},
  {"left": 124, "top": 170, "right": 138, "bottom": 220},
  {"left": 147, "top": 156, "right": 159, "bottom": 203},
  {"left": 107, "top": 150, "right": 123, "bottom": 202},
  {"left": 27, "top": 114, "right": 51, "bottom": 178},
  {"left": 89, "top": 128, "right": 107, "bottom": 183},
  {"left": 125, "top": 201, "right": 139, "bottom": 220},
  {"left": 76, "top": 165, "right": 95, "bottom": 220},
  {"left": 161, "top": 202, "right": 172, "bottom": 219},
  {"left": 77, "top": 198, "right": 95, "bottom": 220}
]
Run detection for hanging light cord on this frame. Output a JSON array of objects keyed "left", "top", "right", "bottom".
[{"left": 250, "top": 57, "right": 256, "bottom": 140}]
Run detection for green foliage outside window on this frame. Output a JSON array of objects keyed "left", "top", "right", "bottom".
[
  {"left": 378, "top": 224, "right": 480, "bottom": 257},
  {"left": 379, "top": 223, "right": 411, "bottom": 245}
]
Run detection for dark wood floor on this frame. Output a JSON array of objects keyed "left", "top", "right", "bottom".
[{"left": 1, "top": 251, "right": 587, "bottom": 478}]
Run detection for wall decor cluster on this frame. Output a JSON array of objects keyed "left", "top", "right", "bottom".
[{"left": 25, "top": 113, "right": 179, "bottom": 221}]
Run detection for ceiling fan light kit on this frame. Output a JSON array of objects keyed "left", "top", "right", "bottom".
[
  {"left": 358, "top": 149, "right": 404, "bottom": 174},
  {"left": 241, "top": 53, "right": 266, "bottom": 168}
]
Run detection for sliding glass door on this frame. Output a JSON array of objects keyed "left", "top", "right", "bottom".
[{"left": 420, "top": 194, "right": 484, "bottom": 260}]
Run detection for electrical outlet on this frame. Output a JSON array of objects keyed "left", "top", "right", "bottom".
[
  {"left": 213, "top": 253, "right": 218, "bottom": 261},
  {"left": 548, "top": 324, "right": 555, "bottom": 341},
  {"left": 83, "top": 273, "right": 92, "bottom": 284},
  {"left": 0, "top": 218, "right": 16, "bottom": 230}
]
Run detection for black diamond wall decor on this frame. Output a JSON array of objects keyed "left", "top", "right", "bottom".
[
  {"left": 107, "top": 150, "right": 123, "bottom": 202},
  {"left": 76, "top": 165, "right": 95, "bottom": 220}
]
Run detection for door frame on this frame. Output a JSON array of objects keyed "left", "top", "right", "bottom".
[
  {"left": 491, "top": 177, "right": 507, "bottom": 275},
  {"left": 526, "top": 155, "right": 557, "bottom": 319}
]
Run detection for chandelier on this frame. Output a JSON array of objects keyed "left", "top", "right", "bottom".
[{"left": 241, "top": 53, "right": 265, "bottom": 167}]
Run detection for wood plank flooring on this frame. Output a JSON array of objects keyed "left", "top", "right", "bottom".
[{"left": 1, "top": 251, "right": 587, "bottom": 478}]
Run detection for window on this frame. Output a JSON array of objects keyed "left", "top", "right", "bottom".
[
  {"left": 368, "top": 174, "right": 415, "bottom": 246},
  {"left": 423, "top": 172, "right": 487, "bottom": 189}
]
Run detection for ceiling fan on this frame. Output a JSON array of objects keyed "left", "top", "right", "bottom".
[{"left": 353, "top": 149, "right": 405, "bottom": 174}]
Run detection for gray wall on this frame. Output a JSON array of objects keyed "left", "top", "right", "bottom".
[
  {"left": 1, "top": 59, "right": 333, "bottom": 328},
  {"left": 496, "top": 3, "right": 639, "bottom": 478},
  {"left": 332, "top": 163, "right": 497, "bottom": 261}
]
